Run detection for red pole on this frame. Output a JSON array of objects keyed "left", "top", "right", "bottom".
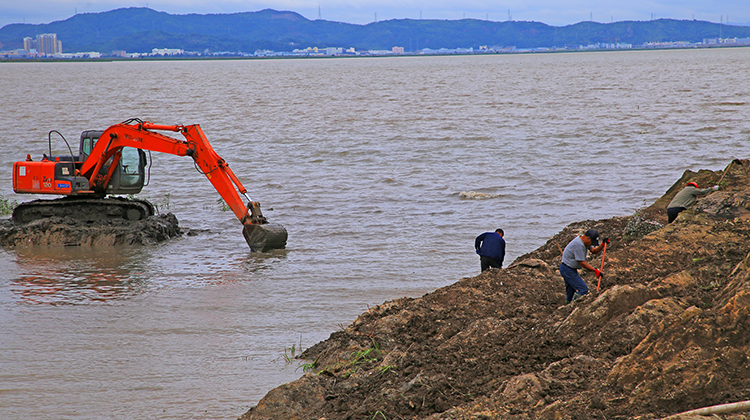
[{"left": 597, "top": 242, "right": 607, "bottom": 293}]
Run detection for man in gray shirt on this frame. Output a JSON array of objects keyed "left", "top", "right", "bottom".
[
  {"left": 667, "top": 181, "right": 718, "bottom": 223},
  {"left": 559, "top": 229, "right": 608, "bottom": 304}
]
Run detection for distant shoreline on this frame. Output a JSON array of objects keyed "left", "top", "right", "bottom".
[{"left": 2, "top": 43, "right": 748, "bottom": 64}]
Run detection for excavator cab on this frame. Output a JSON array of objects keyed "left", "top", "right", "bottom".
[{"left": 80, "top": 130, "right": 147, "bottom": 195}]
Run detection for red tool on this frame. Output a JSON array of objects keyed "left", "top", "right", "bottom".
[{"left": 596, "top": 242, "right": 607, "bottom": 292}]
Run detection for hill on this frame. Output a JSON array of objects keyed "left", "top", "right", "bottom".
[
  {"left": 240, "top": 159, "right": 750, "bottom": 420},
  {"left": 2, "top": 8, "right": 750, "bottom": 54}
]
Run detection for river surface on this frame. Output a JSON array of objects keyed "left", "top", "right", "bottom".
[{"left": 1, "top": 48, "right": 749, "bottom": 419}]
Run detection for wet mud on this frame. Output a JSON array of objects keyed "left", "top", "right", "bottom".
[{"left": 0, "top": 212, "right": 181, "bottom": 247}]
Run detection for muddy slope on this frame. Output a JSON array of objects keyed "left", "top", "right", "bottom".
[
  {"left": 240, "top": 159, "right": 750, "bottom": 420},
  {"left": 0, "top": 212, "right": 181, "bottom": 247}
]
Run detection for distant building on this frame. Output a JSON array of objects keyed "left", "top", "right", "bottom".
[
  {"left": 151, "top": 48, "right": 184, "bottom": 56},
  {"left": 703, "top": 37, "right": 750, "bottom": 45},
  {"left": 111, "top": 50, "right": 127, "bottom": 57},
  {"left": 23, "top": 33, "right": 62, "bottom": 55},
  {"left": 0, "top": 49, "right": 37, "bottom": 58},
  {"left": 392, "top": 46, "right": 405, "bottom": 54}
]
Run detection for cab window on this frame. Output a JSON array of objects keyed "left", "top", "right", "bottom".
[
  {"left": 119, "top": 147, "right": 142, "bottom": 188},
  {"left": 81, "top": 137, "right": 95, "bottom": 159}
]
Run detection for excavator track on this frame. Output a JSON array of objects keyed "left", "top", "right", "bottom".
[{"left": 12, "top": 197, "right": 155, "bottom": 224}]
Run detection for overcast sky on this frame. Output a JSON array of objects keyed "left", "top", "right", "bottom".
[{"left": 2, "top": 0, "right": 748, "bottom": 29}]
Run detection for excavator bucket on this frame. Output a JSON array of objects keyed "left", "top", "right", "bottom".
[{"left": 243, "top": 222, "right": 288, "bottom": 252}]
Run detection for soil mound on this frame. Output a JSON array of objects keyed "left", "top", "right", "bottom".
[
  {"left": 240, "top": 159, "right": 750, "bottom": 420},
  {"left": 0, "top": 212, "right": 181, "bottom": 247}
]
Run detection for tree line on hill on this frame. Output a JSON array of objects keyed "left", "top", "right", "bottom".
[{"left": 1, "top": 7, "right": 749, "bottom": 54}]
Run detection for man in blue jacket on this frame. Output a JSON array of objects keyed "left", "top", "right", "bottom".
[{"left": 475, "top": 229, "right": 506, "bottom": 272}]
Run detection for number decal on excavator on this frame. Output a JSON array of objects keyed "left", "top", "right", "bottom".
[
  {"left": 43, "top": 176, "right": 52, "bottom": 189},
  {"left": 123, "top": 133, "right": 143, "bottom": 143}
]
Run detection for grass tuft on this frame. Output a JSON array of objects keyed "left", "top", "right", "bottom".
[{"left": 0, "top": 194, "right": 19, "bottom": 216}]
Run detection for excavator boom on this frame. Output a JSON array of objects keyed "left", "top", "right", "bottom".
[{"left": 12, "top": 119, "right": 287, "bottom": 252}]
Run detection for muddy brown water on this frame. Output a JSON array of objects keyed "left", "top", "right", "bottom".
[{"left": 1, "top": 48, "right": 749, "bottom": 419}]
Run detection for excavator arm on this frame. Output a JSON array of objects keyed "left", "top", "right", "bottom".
[{"left": 80, "top": 120, "right": 287, "bottom": 252}]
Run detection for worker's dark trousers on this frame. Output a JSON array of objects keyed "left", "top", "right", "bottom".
[
  {"left": 560, "top": 263, "right": 589, "bottom": 302},
  {"left": 667, "top": 207, "right": 686, "bottom": 223},
  {"left": 480, "top": 256, "right": 502, "bottom": 272}
]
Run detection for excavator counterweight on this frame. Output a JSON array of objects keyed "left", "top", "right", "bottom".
[{"left": 11, "top": 119, "right": 287, "bottom": 252}]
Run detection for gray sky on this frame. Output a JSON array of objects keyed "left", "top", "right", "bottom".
[{"left": 1, "top": 0, "right": 748, "bottom": 29}]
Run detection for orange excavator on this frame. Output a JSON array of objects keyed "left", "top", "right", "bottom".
[{"left": 11, "top": 118, "right": 287, "bottom": 252}]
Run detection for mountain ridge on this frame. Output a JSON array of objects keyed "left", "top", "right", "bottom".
[{"left": 2, "top": 7, "right": 750, "bottom": 54}]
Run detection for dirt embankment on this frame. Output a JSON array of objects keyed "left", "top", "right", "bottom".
[
  {"left": 0, "top": 209, "right": 181, "bottom": 247},
  {"left": 241, "top": 159, "right": 750, "bottom": 420}
]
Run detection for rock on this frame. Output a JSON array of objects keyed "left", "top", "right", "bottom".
[
  {"left": 239, "top": 374, "right": 328, "bottom": 420},
  {"left": 511, "top": 258, "right": 551, "bottom": 272},
  {"left": 497, "top": 373, "right": 546, "bottom": 404}
]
